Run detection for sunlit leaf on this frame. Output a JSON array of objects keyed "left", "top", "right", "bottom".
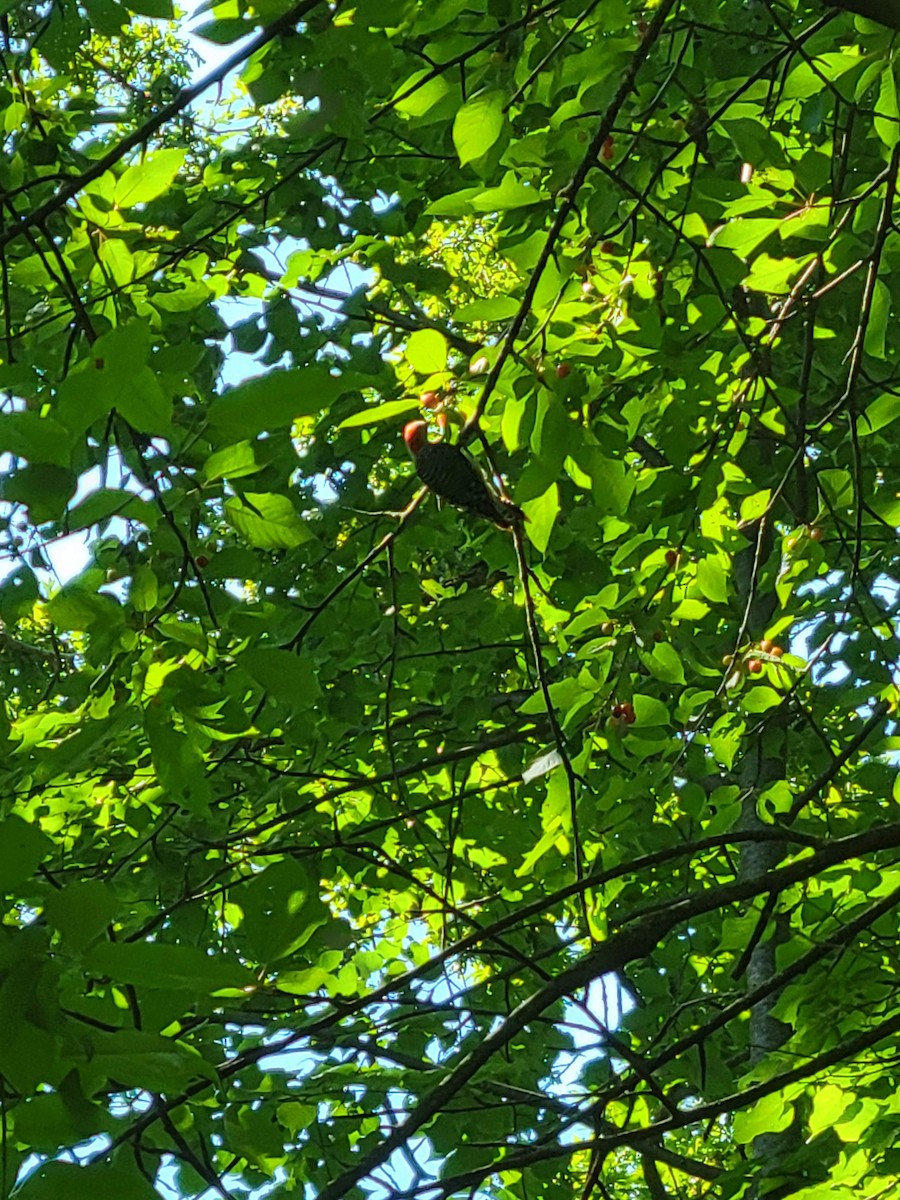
[
  {"left": 453, "top": 91, "right": 505, "bottom": 165},
  {"left": 225, "top": 493, "right": 313, "bottom": 549}
]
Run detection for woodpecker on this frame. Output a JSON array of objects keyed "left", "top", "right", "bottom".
[{"left": 403, "top": 421, "right": 524, "bottom": 528}]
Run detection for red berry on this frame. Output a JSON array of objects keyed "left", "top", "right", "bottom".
[
  {"left": 611, "top": 704, "right": 624, "bottom": 718},
  {"left": 195, "top": 555, "right": 209, "bottom": 568},
  {"left": 601, "top": 136, "right": 615, "bottom": 161},
  {"left": 622, "top": 702, "right": 636, "bottom": 724},
  {"left": 664, "top": 549, "right": 678, "bottom": 568},
  {"left": 420, "top": 390, "right": 441, "bottom": 410},
  {"left": 599, "top": 240, "right": 616, "bottom": 255},
  {"left": 747, "top": 659, "right": 763, "bottom": 674},
  {"left": 555, "top": 363, "right": 571, "bottom": 379}
]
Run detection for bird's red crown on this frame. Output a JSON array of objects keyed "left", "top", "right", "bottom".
[{"left": 403, "top": 421, "right": 429, "bottom": 455}]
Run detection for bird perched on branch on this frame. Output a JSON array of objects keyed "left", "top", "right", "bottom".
[{"left": 403, "top": 421, "right": 524, "bottom": 528}]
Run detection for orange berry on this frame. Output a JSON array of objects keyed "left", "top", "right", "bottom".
[
  {"left": 809, "top": 526, "right": 823, "bottom": 542},
  {"left": 747, "top": 659, "right": 763, "bottom": 674},
  {"left": 420, "top": 390, "right": 441, "bottom": 409},
  {"left": 759, "top": 639, "right": 773, "bottom": 653},
  {"left": 771, "top": 645, "right": 784, "bottom": 658}
]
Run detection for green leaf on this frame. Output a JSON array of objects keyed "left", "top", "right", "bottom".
[
  {"left": 632, "top": 694, "right": 669, "bottom": 726},
  {"left": 395, "top": 70, "right": 451, "bottom": 118},
  {"left": 426, "top": 186, "right": 486, "bottom": 217},
  {"left": 590, "top": 454, "right": 633, "bottom": 516},
  {"left": 130, "top": 565, "right": 158, "bottom": 612},
  {"left": 740, "top": 489, "right": 771, "bottom": 523},
  {"left": 83, "top": 0, "right": 128, "bottom": 34},
  {"left": 711, "top": 218, "right": 783, "bottom": 255},
  {"left": 202, "top": 440, "right": 261, "bottom": 482},
  {"left": 210, "top": 367, "right": 342, "bottom": 436},
  {"left": 238, "top": 857, "right": 329, "bottom": 962},
  {"left": 241, "top": 647, "right": 322, "bottom": 706},
  {"left": 43, "top": 880, "right": 119, "bottom": 952},
  {"left": 863, "top": 278, "right": 890, "bottom": 360},
  {"left": 86, "top": 940, "right": 254, "bottom": 992},
  {"left": 453, "top": 297, "right": 521, "bottom": 323},
  {"left": 82, "top": 1031, "right": 215, "bottom": 1097},
  {"left": 125, "top": 0, "right": 173, "bottom": 14},
  {"left": 338, "top": 398, "right": 419, "bottom": 429},
  {"left": 98, "top": 236, "right": 135, "bottom": 285},
  {"left": 470, "top": 172, "right": 547, "bottom": 212},
  {"left": 0, "top": 412, "right": 72, "bottom": 468},
  {"left": 89, "top": 322, "right": 172, "bottom": 434},
  {"left": 875, "top": 64, "right": 899, "bottom": 149},
  {"left": 523, "top": 483, "right": 558, "bottom": 553},
  {"left": 696, "top": 556, "right": 729, "bottom": 603},
  {"left": 66, "top": 488, "right": 156, "bottom": 530},
  {"left": 0, "top": 816, "right": 52, "bottom": 893},
  {"left": 17, "top": 1160, "right": 160, "bottom": 1200},
  {"left": 47, "top": 588, "right": 122, "bottom": 634},
  {"left": 194, "top": 16, "right": 249, "bottom": 42},
  {"left": 453, "top": 91, "right": 505, "bottom": 165},
  {"left": 225, "top": 493, "right": 313, "bottom": 549},
  {"left": 406, "top": 329, "right": 448, "bottom": 374},
  {"left": 640, "top": 642, "right": 685, "bottom": 684},
  {"left": 860, "top": 392, "right": 900, "bottom": 436},
  {"left": 720, "top": 116, "right": 783, "bottom": 166},
  {"left": 818, "top": 468, "right": 853, "bottom": 508},
  {"left": 144, "top": 705, "right": 210, "bottom": 811},
  {"left": 733, "top": 1093, "right": 795, "bottom": 1144},
  {"left": 742, "top": 685, "right": 782, "bottom": 713},
  {"left": 114, "top": 148, "right": 185, "bottom": 207},
  {"left": 808, "top": 1084, "right": 850, "bottom": 1142}
]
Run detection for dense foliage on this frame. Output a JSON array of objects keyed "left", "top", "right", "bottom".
[{"left": 1, "top": 0, "right": 900, "bottom": 1196}]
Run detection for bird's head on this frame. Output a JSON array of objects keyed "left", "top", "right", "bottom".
[{"left": 403, "top": 421, "right": 430, "bottom": 456}]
